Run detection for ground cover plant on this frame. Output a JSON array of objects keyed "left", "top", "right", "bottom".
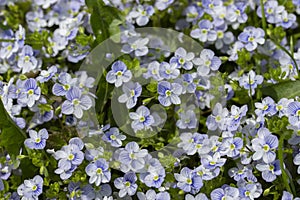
[{"left": 2, "top": 0, "right": 300, "bottom": 199}]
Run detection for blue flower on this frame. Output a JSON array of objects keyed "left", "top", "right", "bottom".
[
  {"left": 155, "top": 0, "right": 174, "bottom": 10},
  {"left": 238, "top": 26, "right": 265, "bottom": 51},
  {"left": 210, "top": 185, "right": 239, "bottom": 200},
  {"left": 17, "top": 45, "right": 39, "bottom": 74},
  {"left": 176, "top": 109, "right": 197, "bottom": 129},
  {"left": 102, "top": 127, "right": 126, "bottom": 147},
  {"left": 201, "top": 152, "right": 226, "bottom": 169},
  {"left": 85, "top": 158, "right": 111, "bottom": 186},
  {"left": 24, "top": 129, "right": 48, "bottom": 149},
  {"left": 170, "top": 47, "right": 195, "bottom": 70},
  {"left": 251, "top": 128, "right": 278, "bottom": 163},
  {"left": 157, "top": 81, "right": 182, "bottom": 107},
  {"left": 36, "top": 65, "right": 57, "bottom": 83},
  {"left": 118, "top": 142, "right": 148, "bottom": 172},
  {"left": 118, "top": 81, "right": 142, "bottom": 109},
  {"left": 0, "top": 179, "right": 3, "bottom": 191},
  {"left": 144, "top": 166, "right": 165, "bottom": 188},
  {"left": 255, "top": 97, "right": 277, "bottom": 121},
  {"left": 257, "top": 1, "right": 284, "bottom": 24},
  {"left": 174, "top": 167, "right": 203, "bottom": 193},
  {"left": 227, "top": 105, "right": 248, "bottom": 131},
  {"left": 129, "top": 105, "right": 155, "bottom": 132},
  {"left": 175, "top": 73, "right": 196, "bottom": 94},
  {"left": 53, "top": 138, "right": 84, "bottom": 180},
  {"left": 52, "top": 72, "right": 77, "bottom": 96},
  {"left": 239, "top": 70, "right": 263, "bottom": 96},
  {"left": 138, "top": 190, "right": 171, "bottom": 200},
  {"left": 220, "top": 137, "right": 243, "bottom": 158},
  {"left": 190, "top": 20, "right": 217, "bottom": 42},
  {"left": 293, "top": 152, "right": 300, "bottom": 174},
  {"left": 193, "top": 49, "right": 221, "bottom": 76},
  {"left": 256, "top": 160, "right": 281, "bottom": 182},
  {"left": 17, "top": 175, "right": 43, "bottom": 200},
  {"left": 278, "top": 11, "right": 296, "bottom": 29},
  {"left": 226, "top": 3, "right": 248, "bottom": 24},
  {"left": 106, "top": 61, "right": 132, "bottom": 87},
  {"left": 287, "top": 101, "right": 300, "bottom": 126},
  {"left": 17, "top": 78, "right": 41, "bottom": 107},
  {"left": 61, "top": 86, "right": 92, "bottom": 119},
  {"left": 185, "top": 193, "right": 208, "bottom": 200},
  {"left": 206, "top": 103, "right": 229, "bottom": 131},
  {"left": 143, "top": 61, "right": 163, "bottom": 81},
  {"left": 238, "top": 183, "right": 262, "bottom": 200},
  {"left": 128, "top": 5, "right": 154, "bottom": 26},
  {"left": 159, "top": 62, "right": 180, "bottom": 80},
  {"left": 68, "top": 182, "right": 95, "bottom": 200},
  {"left": 114, "top": 172, "right": 138, "bottom": 198},
  {"left": 178, "top": 132, "right": 211, "bottom": 155},
  {"left": 122, "top": 37, "right": 149, "bottom": 57}
]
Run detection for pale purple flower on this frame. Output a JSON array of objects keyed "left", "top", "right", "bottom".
[
  {"left": 118, "top": 142, "right": 148, "bottom": 172},
  {"left": 170, "top": 47, "right": 195, "bottom": 70},
  {"left": 106, "top": 61, "right": 132, "bottom": 87},
  {"left": 122, "top": 37, "right": 149, "bottom": 57},
  {"left": 251, "top": 128, "right": 278, "bottom": 163},
  {"left": 239, "top": 70, "right": 263, "bottom": 96},
  {"left": 157, "top": 81, "right": 182, "bottom": 107},
  {"left": 238, "top": 26, "right": 265, "bottom": 51},
  {"left": 210, "top": 186, "right": 239, "bottom": 200},
  {"left": 129, "top": 105, "right": 155, "bottom": 132},
  {"left": 85, "top": 158, "right": 111, "bottom": 186},
  {"left": 17, "top": 45, "right": 39, "bottom": 74},
  {"left": 36, "top": 65, "right": 57, "bottom": 83},
  {"left": 190, "top": 20, "right": 217, "bottom": 42},
  {"left": 52, "top": 72, "right": 77, "bottom": 96},
  {"left": 17, "top": 175, "right": 43, "bottom": 200},
  {"left": 287, "top": 101, "right": 300, "bottom": 126},
  {"left": 24, "top": 129, "right": 49, "bottom": 149},
  {"left": 193, "top": 49, "right": 221, "bottom": 75},
  {"left": 118, "top": 82, "right": 142, "bottom": 109},
  {"left": 61, "top": 86, "right": 92, "bottom": 118},
  {"left": 201, "top": 152, "right": 226, "bottom": 169},
  {"left": 18, "top": 78, "right": 41, "bottom": 107},
  {"left": 256, "top": 160, "right": 281, "bottom": 182},
  {"left": 159, "top": 62, "right": 180, "bottom": 80},
  {"left": 174, "top": 167, "right": 203, "bottom": 193},
  {"left": 114, "top": 172, "right": 138, "bottom": 198},
  {"left": 128, "top": 5, "right": 154, "bottom": 26},
  {"left": 102, "top": 127, "right": 126, "bottom": 147}
]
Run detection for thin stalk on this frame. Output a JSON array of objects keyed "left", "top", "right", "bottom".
[
  {"left": 278, "top": 133, "right": 292, "bottom": 194},
  {"left": 260, "top": 0, "right": 267, "bottom": 33}
]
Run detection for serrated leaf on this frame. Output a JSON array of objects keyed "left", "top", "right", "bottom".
[
  {"left": 0, "top": 100, "right": 27, "bottom": 156},
  {"left": 261, "top": 80, "right": 300, "bottom": 101}
]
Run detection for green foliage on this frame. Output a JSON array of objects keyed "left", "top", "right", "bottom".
[
  {"left": 261, "top": 80, "right": 300, "bottom": 101},
  {"left": 85, "top": 0, "right": 125, "bottom": 47},
  {"left": 0, "top": 100, "right": 27, "bottom": 157}
]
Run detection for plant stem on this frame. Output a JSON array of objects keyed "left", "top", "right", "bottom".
[
  {"left": 278, "top": 133, "right": 292, "bottom": 194},
  {"left": 260, "top": 0, "right": 267, "bottom": 33}
]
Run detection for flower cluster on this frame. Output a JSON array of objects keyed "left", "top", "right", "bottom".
[{"left": 2, "top": 0, "right": 300, "bottom": 199}]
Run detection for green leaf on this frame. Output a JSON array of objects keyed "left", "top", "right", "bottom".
[
  {"left": 261, "top": 80, "right": 300, "bottom": 101},
  {"left": 85, "top": 0, "right": 124, "bottom": 47},
  {"left": 0, "top": 100, "right": 27, "bottom": 156}
]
